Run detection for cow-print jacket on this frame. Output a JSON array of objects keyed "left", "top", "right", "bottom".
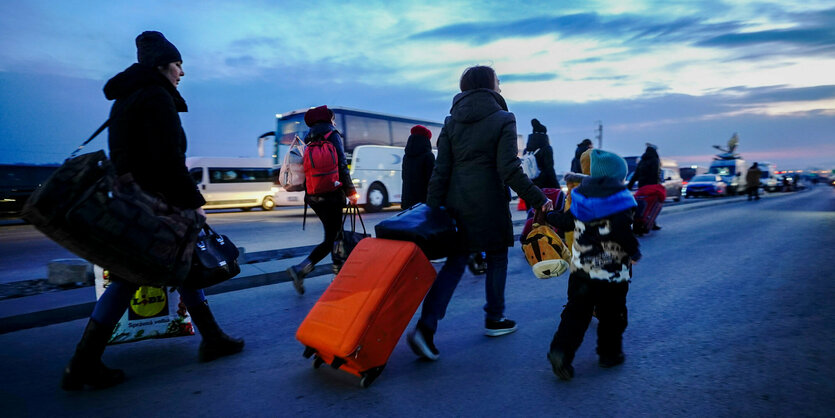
[{"left": 547, "top": 176, "right": 641, "bottom": 283}]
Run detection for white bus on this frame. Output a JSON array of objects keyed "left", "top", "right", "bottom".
[
  {"left": 270, "top": 107, "right": 444, "bottom": 212},
  {"left": 186, "top": 157, "right": 277, "bottom": 211}
]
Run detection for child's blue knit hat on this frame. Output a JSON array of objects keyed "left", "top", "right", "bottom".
[{"left": 590, "top": 149, "right": 627, "bottom": 181}]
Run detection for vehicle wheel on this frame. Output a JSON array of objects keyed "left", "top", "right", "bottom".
[
  {"left": 673, "top": 195, "right": 681, "bottom": 202},
  {"left": 261, "top": 196, "right": 275, "bottom": 211},
  {"left": 364, "top": 183, "right": 388, "bottom": 213},
  {"left": 684, "top": 195, "right": 690, "bottom": 199},
  {"left": 240, "top": 207, "right": 252, "bottom": 212}
]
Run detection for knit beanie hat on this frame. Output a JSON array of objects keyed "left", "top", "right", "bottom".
[
  {"left": 136, "top": 31, "right": 181, "bottom": 68},
  {"left": 304, "top": 105, "right": 334, "bottom": 127},
  {"left": 580, "top": 148, "right": 593, "bottom": 175},
  {"left": 411, "top": 125, "right": 432, "bottom": 140},
  {"left": 531, "top": 119, "right": 547, "bottom": 133},
  {"left": 590, "top": 149, "right": 627, "bottom": 181}
]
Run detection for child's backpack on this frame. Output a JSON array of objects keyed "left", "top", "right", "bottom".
[
  {"left": 303, "top": 131, "right": 341, "bottom": 195},
  {"left": 520, "top": 149, "right": 540, "bottom": 179},
  {"left": 521, "top": 212, "right": 571, "bottom": 279},
  {"left": 279, "top": 135, "right": 306, "bottom": 192}
]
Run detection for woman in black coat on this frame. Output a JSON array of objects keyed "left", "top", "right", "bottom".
[
  {"left": 406, "top": 66, "right": 551, "bottom": 361},
  {"left": 401, "top": 125, "right": 435, "bottom": 208},
  {"left": 525, "top": 118, "right": 559, "bottom": 189},
  {"left": 570, "top": 138, "right": 593, "bottom": 173},
  {"left": 627, "top": 144, "right": 661, "bottom": 190},
  {"left": 62, "top": 32, "right": 243, "bottom": 391}
]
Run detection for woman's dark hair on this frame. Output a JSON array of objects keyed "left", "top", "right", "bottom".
[{"left": 459, "top": 65, "right": 497, "bottom": 92}]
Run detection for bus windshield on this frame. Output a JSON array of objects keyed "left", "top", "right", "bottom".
[{"left": 275, "top": 114, "right": 307, "bottom": 166}]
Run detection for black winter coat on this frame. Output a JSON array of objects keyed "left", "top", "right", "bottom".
[
  {"left": 570, "top": 143, "right": 592, "bottom": 174},
  {"left": 427, "top": 89, "right": 547, "bottom": 252},
  {"left": 104, "top": 63, "right": 205, "bottom": 209},
  {"left": 525, "top": 132, "right": 559, "bottom": 189},
  {"left": 627, "top": 147, "right": 661, "bottom": 189},
  {"left": 401, "top": 133, "right": 435, "bottom": 208}
]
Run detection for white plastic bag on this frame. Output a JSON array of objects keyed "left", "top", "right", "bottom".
[{"left": 278, "top": 135, "right": 306, "bottom": 191}]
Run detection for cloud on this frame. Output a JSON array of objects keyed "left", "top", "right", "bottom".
[
  {"left": 697, "top": 28, "right": 835, "bottom": 48},
  {"left": 501, "top": 73, "right": 558, "bottom": 83},
  {"left": 719, "top": 85, "right": 835, "bottom": 103}
]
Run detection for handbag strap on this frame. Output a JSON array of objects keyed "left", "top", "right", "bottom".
[
  {"left": 70, "top": 119, "right": 110, "bottom": 158},
  {"left": 341, "top": 203, "right": 367, "bottom": 234}
]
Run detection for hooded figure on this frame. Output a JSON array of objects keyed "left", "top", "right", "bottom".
[
  {"left": 570, "top": 139, "right": 593, "bottom": 173},
  {"left": 627, "top": 144, "right": 661, "bottom": 190},
  {"left": 525, "top": 118, "right": 560, "bottom": 189},
  {"left": 401, "top": 125, "right": 435, "bottom": 208}
]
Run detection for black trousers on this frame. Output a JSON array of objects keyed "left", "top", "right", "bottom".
[
  {"left": 747, "top": 186, "right": 760, "bottom": 200},
  {"left": 305, "top": 191, "right": 346, "bottom": 265},
  {"left": 551, "top": 273, "right": 629, "bottom": 363}
]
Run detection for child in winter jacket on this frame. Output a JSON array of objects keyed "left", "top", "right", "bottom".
[{"left": 544, "top": 149, "right": 641, "bottom": 381}]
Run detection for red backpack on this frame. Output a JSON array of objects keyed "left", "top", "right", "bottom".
[{"left": 303, "top": 131, "right": 341, "bottom": 194}]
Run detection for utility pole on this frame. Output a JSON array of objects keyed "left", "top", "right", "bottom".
[{"left": 595, "top": 121, "right": 603, "bottom": 149}]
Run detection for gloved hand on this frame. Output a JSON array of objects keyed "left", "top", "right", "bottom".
[{"left": 347, "top": 192, "right": 359, "bottom": 205}]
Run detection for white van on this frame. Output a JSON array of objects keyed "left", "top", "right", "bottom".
[
  {"left": 708, "top": 158, "right": 748, "bottom": 195},
  {"left": 186, "top": 157, "right": 277, "bottom": 211}
]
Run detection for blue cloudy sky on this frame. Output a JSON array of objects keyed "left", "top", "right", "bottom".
[{"left": 1, "top": 0, "right": 833, "bottom": 171}]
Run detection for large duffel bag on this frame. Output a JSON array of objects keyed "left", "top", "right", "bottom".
[
  {"left": 22, "top": 149, "right": 204, "bottom": 287},
  {"left": 374, "top": 203, "right": 457, "bottom": 260}
]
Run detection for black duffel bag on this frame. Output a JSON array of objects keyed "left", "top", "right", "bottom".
[
  {"left": 181, "top": 225, "right": 240, "bottom": 289},
  {"left": 22, "top": 122, "right": 204, "bottom": 287},
  {"left": 332, "top": 203, "right": 370, "bottom": 272},
  {"left": 374, "top": 203, "right": 457, "bottom": 260}
]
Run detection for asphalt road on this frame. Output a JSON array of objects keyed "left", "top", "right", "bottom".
[{"left": 1, "top": 186, "right": 833, "bottom": 417}]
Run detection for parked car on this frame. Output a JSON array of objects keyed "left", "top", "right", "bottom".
[
  {"left": 682, "top": 174, "right": 728, "bottom": 198},
  {"left": 624, "top": 168, "right": 682, "bottom": 202}
]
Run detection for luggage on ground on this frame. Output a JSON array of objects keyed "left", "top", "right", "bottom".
[
  {"left": 374, "top": 203, "right": 457, "bottom": 260},
  {"left": 633, "top": 184, "right": 666, "bottom": 235},
  {"left": 278, "top": 135, "right": 306, "bottom": 191},
  {"left": 303, "top": 131, "right": 341, "bottom": 195},
  {"left": 296, "top": 238, "right": 437, "bottom": 388}
]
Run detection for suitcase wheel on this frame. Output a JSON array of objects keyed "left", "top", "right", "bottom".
[
  {"left": 331, "top": 357, "right": 346, "bottom": 370},
  {"left": 303, "top": 347, "right": 316, "bottom": 359},
  {"left": 312, "top": 356, "right": 325, "bottom": 369},
  {"left": 359, "top": 365, "right": 386, "bottom": 389}
]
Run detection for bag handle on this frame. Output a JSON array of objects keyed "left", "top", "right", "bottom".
[
  {"left": 70, "top": 119, "right": 110, "bottom": 158},
  {"left": 533, "top": 209, "right": 548, "bottom": 226},
  {"left": 341, "top": 203, "right": 366, "bottom": 234}
]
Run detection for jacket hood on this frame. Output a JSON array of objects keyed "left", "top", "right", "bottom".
[
  {"left": 404, "top": 134, "right": 432, "bottom": 156},
  {"left": 449, "top": 89, "right": 509, "bottom": 123},
  {"left": 570, "top": 176, "right": 637, "bottom": 222},
  {"left": 103, "top": 63, "right": 187, "bottom": 111},
  {"left": 305, "top": 122, "right": 335, "bottom": 141},
  {"left": 641, "top": 146, "right": 659, "bottom": 162},
  {"left": 526, "top": 132, "right": 549, "bottom": 152}
]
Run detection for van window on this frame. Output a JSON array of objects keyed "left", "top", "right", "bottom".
[
  {"left": 189, "top": 168, "right": 203, "bottom": 184},
  {"left": 208, "top": 168, "right": 272, "bottom": 184},
  {"left": 708, "top": 166, "right": 735, "bottom": 176}
]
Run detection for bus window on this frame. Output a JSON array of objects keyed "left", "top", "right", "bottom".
[
  {"left": 390, "top": 121, "right": 414, "bottom": 147},
  {"left": 344, "top": 115, "right": 390, "bottom": 147}
]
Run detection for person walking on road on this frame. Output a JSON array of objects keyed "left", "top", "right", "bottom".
[
  {"left": 746, "top": 162, "right": 762, "bottom": 201},
  {"left": 525, "top": 119, "right": 560, "bottom": 190},
  {"left": 400, "top": 125, "right": 435, "bottom": 208},
  {"left": 407, "top": 65, "right": 552, "bottom": 361},
  {"left": 545, "top": 149, "right": 641, "bottom": 381},
  {"left": 62, "top": 31, "right": 243, "bottom": 391},
  {"left": 287, "top": 105, "right": 358, "bottom": 294},
  {"left": 570, "top": 138, "right": 593, "bottom": 174},
  {"left": 628, "top": 143, "right": 664, "bottom": 232}
]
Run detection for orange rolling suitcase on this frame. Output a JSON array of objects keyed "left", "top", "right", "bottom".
[{"left": 295, "top": 238, "right": 437, "bottom": 387}]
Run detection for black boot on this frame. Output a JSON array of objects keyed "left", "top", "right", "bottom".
[
  {"left": 188, "top": 301, "right": 244, "bottom": 362},
  {"left": 61, "top": 319, "right": 125, "bottom": 390},
  {"left": 287, "top": 259, "right": 314, "bottom": 295}
]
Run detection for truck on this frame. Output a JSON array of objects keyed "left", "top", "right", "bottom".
[{"left": 707, "top": 158, "right": 748, "bottom": 195}]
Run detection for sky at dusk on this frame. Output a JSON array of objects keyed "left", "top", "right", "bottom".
[{"left": 1, "top": 0, "right": 834, "bottom": 171}]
